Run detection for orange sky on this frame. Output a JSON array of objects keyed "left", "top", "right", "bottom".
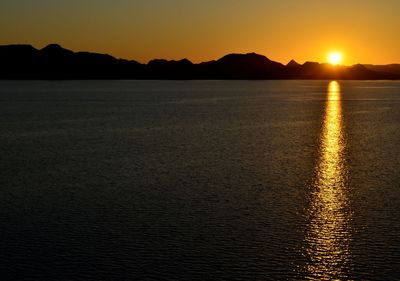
[{"left": 1, "top": 0, "right": 399, "bottom": 65}]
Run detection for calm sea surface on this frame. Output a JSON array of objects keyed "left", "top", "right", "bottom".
[{"left": 1, "top": 80, "right": 400, "bottom": 280}]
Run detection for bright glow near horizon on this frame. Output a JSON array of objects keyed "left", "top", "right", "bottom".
[{"left": 328, "top": 52, "right": 343, "bottom": 65}]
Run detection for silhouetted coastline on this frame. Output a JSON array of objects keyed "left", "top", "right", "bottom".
[{"left": 1, "top": 44, "right": 399, "bottom": 80}]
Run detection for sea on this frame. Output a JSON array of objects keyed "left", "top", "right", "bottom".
[{"left": 1, "top": 80, "right": 400, "bottom": 280}]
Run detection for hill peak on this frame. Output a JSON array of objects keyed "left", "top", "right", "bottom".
[
  {"left": 41, "top": 44, "right": 73, "bottom": 55},
  {"left": 219, "top": 52, "right": 271, "bottom": 62},
  {"left": 287, "top": 59, "right": 300, "bottom": 67}
]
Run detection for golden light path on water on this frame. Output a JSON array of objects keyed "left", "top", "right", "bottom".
[{"left": 304, "top": 81, "right": 352, "bottom": 280}]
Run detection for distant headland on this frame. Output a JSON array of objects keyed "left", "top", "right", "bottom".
[{"left": 1, "top": 44, "right": 399, "bottom": 80}]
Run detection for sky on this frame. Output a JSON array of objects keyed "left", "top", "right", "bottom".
[{"left": 1, "top": 0, "right": 399, "bottom": 65}]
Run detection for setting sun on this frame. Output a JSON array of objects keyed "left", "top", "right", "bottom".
[{"left": 328, "top": 52, "right": 343, "bottom": 65}]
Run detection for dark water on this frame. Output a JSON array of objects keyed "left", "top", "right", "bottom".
[{"left": 1, "top": 80, "right": 400, "bottom": 280}]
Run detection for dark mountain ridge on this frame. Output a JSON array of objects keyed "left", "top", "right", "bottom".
[
  {"left": 363, "top": 64, "right": 400, "bottom": 75},
  {"left": 1, "top": 44, "right": 399, "bottom": 80}
]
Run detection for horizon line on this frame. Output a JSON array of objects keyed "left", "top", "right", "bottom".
[{"left": 3, "top": 42, "right": 400, "bottom": 66}]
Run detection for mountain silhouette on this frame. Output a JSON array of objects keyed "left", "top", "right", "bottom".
[
  {"left": 286, "top": 59, "right": 301, "bottom": 68},
  {"left": 363, "top": 64, "right": 400, "bottom": 75},
  {"left": 200, "top": 53, "right": 286, "bottom": 79},
  {"left": 0, "top": 44, "right": 399, "bottom": 80},
  {"left": 0, "top": 44, "right": 143, "bottom": 79}
]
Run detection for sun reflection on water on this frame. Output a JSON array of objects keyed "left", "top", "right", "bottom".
[{"left": 304, "top": 81, "right": 352, "bottom": 280}]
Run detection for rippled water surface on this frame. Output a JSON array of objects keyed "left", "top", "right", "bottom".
[{"left": 1, "top": 80, "right": 400, "bottom": 280}]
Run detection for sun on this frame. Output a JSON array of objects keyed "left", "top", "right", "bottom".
[{"left": 328, "top": 52, "right": 343, "bottom": 65}]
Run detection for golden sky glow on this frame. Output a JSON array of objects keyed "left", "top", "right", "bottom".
[{"left": 1, "top": 0, "right": 399, "bottom": 64}]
